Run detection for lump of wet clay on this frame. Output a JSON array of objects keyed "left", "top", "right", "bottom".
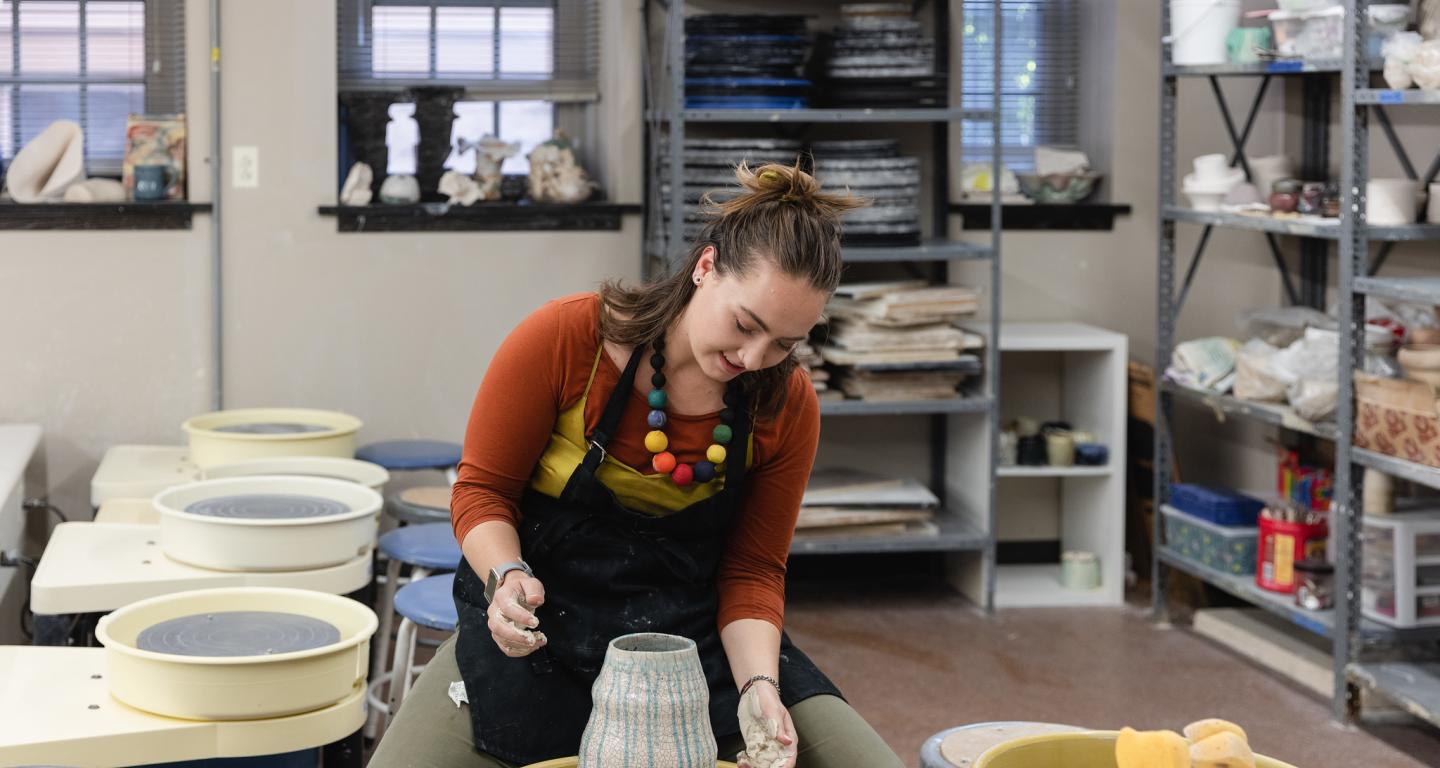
[
  {"left": 1115, "top": 727, "right": 1189, "bottom": 768},
  {"left": 736, "top": 686, "right": 793, "bottom": 768},
  {"left": 1190, "top": 731, "right": 1256, "bottom": 768},
  {"left": 1183, "top": 718, "right": 1248, "bottom": 745},
  {"left": 502, "top": 591, "right": 546, "bottom": 646}
]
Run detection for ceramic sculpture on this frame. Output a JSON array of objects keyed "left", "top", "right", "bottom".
[
  {"left": 411, "top": 86, "right": 463, "bottom": 203},
  {"left": 341, "top": 162, "right": 374, "bottom": 206},
  {"left": 62, "top": 178, "right": 127, "bottom": 203},
  {"left": 527, "top": 130, "right": 596, "bottom": 204},
  {"left": 458, "top": 134, "right": 520, "bottom": 201},
  {"left": 340, "top": 91, "right": 404, "bottom": 200},
  {"left": 577, "top": 633, "right": 716, "bottom": 768},
  {"left": 438, "top": 170, "right": 483, "bottom": 206},
  {"left": 379, "top": 174, "right": 421, "bottom": 204},
  {"left": 4, "top": 120, "right": 86, "bottom": 202}
]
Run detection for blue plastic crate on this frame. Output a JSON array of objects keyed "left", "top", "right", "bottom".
[{"left": 1169, "top": 484, "right": 1264, "bottom": 527}]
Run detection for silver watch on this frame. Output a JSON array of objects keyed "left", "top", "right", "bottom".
[{"left": 484, "top": 560, "right": 533, "bottom": 603}]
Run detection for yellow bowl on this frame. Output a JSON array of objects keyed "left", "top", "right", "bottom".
[
  {"left": 975, "top": 731, "right": 1297, "bottom": 768},
  {"left": 524, "top": 755, "right": 737, "bottom": 760}
]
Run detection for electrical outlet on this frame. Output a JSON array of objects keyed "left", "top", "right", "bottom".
[{"left": 233, "top": 146, "right": 260, "bottom": 188}]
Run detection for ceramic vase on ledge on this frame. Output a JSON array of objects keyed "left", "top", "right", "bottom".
[{"left": 577, "top": 633, "right": 716, "bottom": 768}]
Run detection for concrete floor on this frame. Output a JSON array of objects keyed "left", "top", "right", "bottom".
[{"left": 783, "top": 584, "right": 1440, "bottom": 768}]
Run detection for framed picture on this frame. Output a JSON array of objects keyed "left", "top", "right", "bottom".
[{"left": 123, "top": 114, "right": 187, "bottom": 201}]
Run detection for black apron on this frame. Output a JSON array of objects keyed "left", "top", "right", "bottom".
[{"left": 452, "top": 343, "right": 841, "bottom": 765}]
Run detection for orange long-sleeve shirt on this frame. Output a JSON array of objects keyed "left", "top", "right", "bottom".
[{"left": 451, "top": 293, "right": 820, "bottom": 631}]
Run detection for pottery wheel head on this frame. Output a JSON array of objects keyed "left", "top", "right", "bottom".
[
  {"left": 136, "top": 611, "right": 341, "bottom": 657},
  {"left": 213, "top": 421, "right": 331, "bottom": 434},
  {"left": 183, "top": 493, "right": 351, "bottom": 520}
]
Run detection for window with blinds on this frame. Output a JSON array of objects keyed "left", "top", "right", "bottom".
[
  {"left": 337, "top": 0, "right": 599, "bottom": 176},
  {"left": 961, "top": 0, "right": 1079, "bottom": 173},
  {"left": 0, "top": 0, "right": 184, "bottom": 176}
]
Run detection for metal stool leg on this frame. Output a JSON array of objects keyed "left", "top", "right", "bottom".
[
  {"left": 364, "top": 556, "right": 403, "bottom": 740},
  {"left": 385, "top": 616, "right": 418, "bottom": 729}
]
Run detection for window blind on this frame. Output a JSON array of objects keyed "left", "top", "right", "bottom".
[
  {"left": 337, "top": 0, "right": 600, "bottom": 103},
  {"left": 0, "top": 0, "right": 184, "bottom": 175},
  {"left": 961, "top": 0, "right": 1079, "bottom": 173}
]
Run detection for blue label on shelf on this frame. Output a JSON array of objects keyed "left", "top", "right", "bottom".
[
  {"left": 1267, "top": 61, "right": 1304, "bottom": 73},
  {"left": 1378, "top": 90, "right": 1404, "bottom": 104}
]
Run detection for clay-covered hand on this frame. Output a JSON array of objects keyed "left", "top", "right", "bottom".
[
  {"left": 735, "top": 681, "right": 796, "bottom": 768},
  {"left": 486, "top": 572, "right": 547, "bottom": 657}
]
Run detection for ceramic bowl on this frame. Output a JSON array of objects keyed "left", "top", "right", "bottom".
[
  {"left": 1016, "top": 172, "right": 1103, "bottom": 204},
  {"left": 1398, "top": 344, "right": 1440, "bottom": 371},
  {"left": 1183, "top": 188, "right": 1228, "bottom": 212}
]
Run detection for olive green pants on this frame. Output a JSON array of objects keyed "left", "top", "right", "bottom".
[{"left": 369, "top": 634, "right": 905, "bottom": 768}]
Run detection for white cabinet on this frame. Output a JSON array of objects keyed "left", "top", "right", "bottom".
[{"left": 994, "top": 323, "right": 1127, "bottom": 607}]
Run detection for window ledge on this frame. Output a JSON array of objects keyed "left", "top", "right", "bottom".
[
  {"left": 317, "top": 201, "right": 642, "bottom": 232},
  {"left": 948, "top": 202, "right": 1133, "bottom": 231},
  {"left": 0, "top": 202, "right": 212, "bottom": 231}
]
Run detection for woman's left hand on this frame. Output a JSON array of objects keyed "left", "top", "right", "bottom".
[{"left": 736, "top": 680, "right": 797, "bottom": 768}]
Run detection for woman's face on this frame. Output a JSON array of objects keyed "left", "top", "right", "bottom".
[{"left": 686, "top": 247, "right": 829, "bottom": 383}]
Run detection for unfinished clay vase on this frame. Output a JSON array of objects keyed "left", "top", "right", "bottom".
[
  {"left": 577, "top": 633, "right": 715, "bottom": 768},
  {"left": 5, "top": 120, "right": 86, "bottom": 202}
]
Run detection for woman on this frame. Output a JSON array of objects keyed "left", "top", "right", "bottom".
[{"left": 371, "top": 163, "right": 906, "bottom": 768}]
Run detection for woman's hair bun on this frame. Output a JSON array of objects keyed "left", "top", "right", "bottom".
[{"left": 710, "top": 161, "right": 869, "bottom": 220}]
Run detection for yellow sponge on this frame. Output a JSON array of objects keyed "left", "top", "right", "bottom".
[
  {"left": 1115, "top": 727, "right": 1190, "bottom": 768},
  {"left": 1183, "top": 718, "right": 1249, "bottom": 745},
  {"left": 1189, "top": 731, "right": 1256, "bottom": 768}
]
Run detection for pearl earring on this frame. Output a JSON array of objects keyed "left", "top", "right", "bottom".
[{"left": 693, "top": 275, "right": 703, "bottom": 286}]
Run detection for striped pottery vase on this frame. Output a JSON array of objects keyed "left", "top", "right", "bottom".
[{"left": 577, "top": 633, "right": 717, "bottom": 768}]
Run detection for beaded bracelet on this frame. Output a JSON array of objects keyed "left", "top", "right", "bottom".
[{"left": 740, "top": 674, "right": 780, "bottom": 698}]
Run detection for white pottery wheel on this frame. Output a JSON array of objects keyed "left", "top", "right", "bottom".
[
  {"left": 181, "top": 408, "right": 363, "bottom": 468},
  {"left": 203, "top": 456, "right": 390, "bottom": 494},
  {"left": 96, "top": 587, "right": 377, "bottom": 721},
  {"left": 156, "top": 476, "right": 381, "bottom": 571}
]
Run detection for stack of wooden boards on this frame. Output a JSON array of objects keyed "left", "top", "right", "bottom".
[
  {"left": 796, "top": 468, "right": 939, "bottom": 540},
  {"left": 819, "top": 280, "right": 983, "bottom": 401}
]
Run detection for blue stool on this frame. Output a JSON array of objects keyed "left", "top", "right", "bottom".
[
  {"left": 356, "top": 440, "right": 463, "bottom": 483},
  {"left": 367, "top": 524, "right": 461, "bottom": 738},
  {"left": 368, "top": 573, "right": 459, "bottom": 733}
]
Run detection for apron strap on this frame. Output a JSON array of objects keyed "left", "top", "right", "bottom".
[{"left": 582, "top": 342, "right": 645, "bottom": 472}]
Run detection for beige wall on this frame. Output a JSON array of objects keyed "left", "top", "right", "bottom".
[
  {"left": 0, "top": 0, "right": 643, "bottom": 641},
  {"left": 3, "top": 0, "right": 1336, "bottom": 632}
]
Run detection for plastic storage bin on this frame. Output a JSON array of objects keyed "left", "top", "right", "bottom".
[
  {"left": 1162, "top": 504, "right": 1260, "bottom": 575},
  {"left": 1170, "top": 484, "right": 1265, "bottom": 526},
  {"left": 1362, "top": 511, "right": 1440, "bottom": 628},
  {"left": 1271, "top": 6, "right": 1344, "bottom": 60}
]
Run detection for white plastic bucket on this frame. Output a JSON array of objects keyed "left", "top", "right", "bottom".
[{"left": 1170, "top": 0, "right": 1242, "bottom": 65}]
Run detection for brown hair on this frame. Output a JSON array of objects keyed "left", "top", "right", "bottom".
[{"left": 599, "top": 160, "right": 868, "bottom": 419}]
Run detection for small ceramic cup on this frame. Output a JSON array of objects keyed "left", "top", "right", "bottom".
[
  {"left": 1046, "top": 431, "right": 1075, "bottom": 467},
  {"left": 1193, "top": 153, "right": 1229, "bottom": 182},
  {"left": 1017, "top": 435, "right": 1048, "bottom": 466},
  {"left": 1061, "top": 551, "right": 1101, "bottom": 590},
  {"left": 999, "top": 431, "right": 1019, "bottom": 467}
]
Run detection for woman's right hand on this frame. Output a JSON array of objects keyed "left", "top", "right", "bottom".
[{"left": 487, "top": 572, "right": 548, "bottom": 657}]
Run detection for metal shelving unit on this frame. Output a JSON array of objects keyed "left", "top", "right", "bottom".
[
  {"left": 644, "top": 1, "right": 1002, "bottom": 609},
  {"left": 1156, "top": 1, "right": 1440, "bottom": 728}
]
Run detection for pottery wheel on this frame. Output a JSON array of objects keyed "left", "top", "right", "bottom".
[
  {"left": 184, "top": 493, "right": 350, "bottom": 519},
  {"left": 213, "top": 422, "right": 331, "bottom": 434},
  {"left": 136, "top": 611, "right": 341, "bottom": 657}
]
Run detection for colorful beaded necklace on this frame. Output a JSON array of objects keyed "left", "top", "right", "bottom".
[{"left": 643, "top": 336, "right": 738, "bottom": 486}]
